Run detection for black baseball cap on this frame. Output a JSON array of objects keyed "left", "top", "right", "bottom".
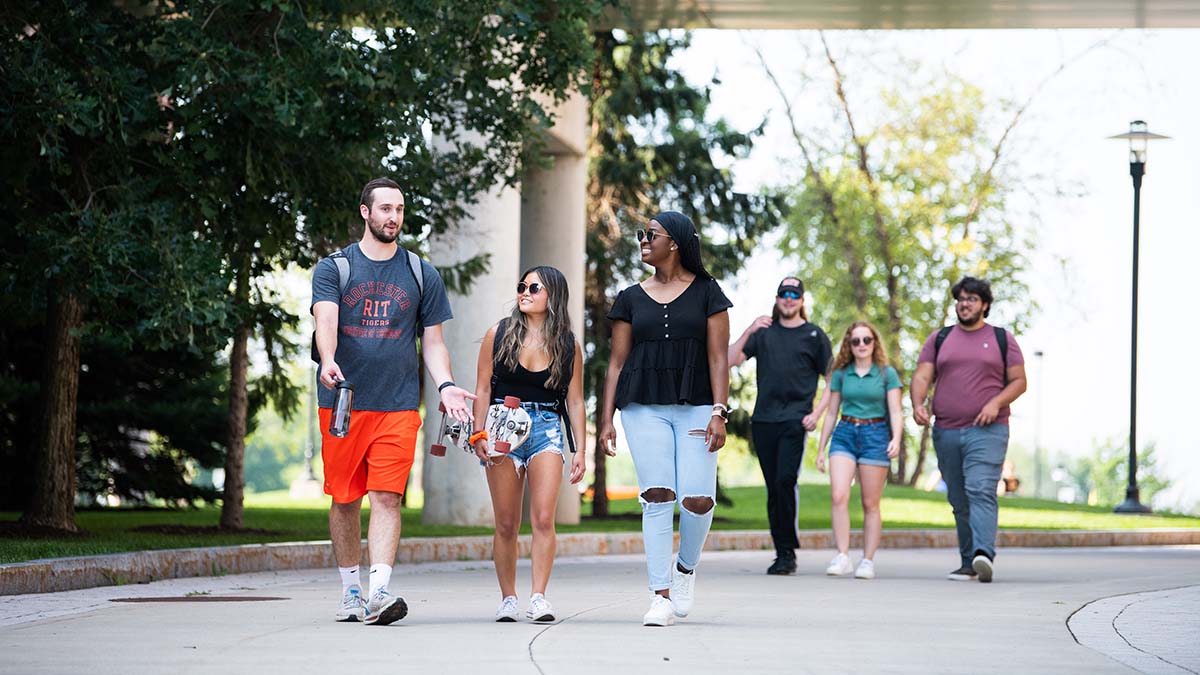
[{"left": 777, "top": 279, "right": 804, "bottom": 296}]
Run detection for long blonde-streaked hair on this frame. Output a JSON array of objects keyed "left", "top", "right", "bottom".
[
  {"left": 495, "top": 266, "right": 574, "bottom": 391},
  {"left": 830, "top": 320, "right": 889, "bottom": 373}
]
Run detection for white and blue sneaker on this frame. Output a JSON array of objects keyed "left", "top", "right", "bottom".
[
  {"left": 335, "top": 585, "right": 366, "bottom": 622},
  {"left": 364, "top": 588, "right": 408, "bottom": 626},
  {"left": 526, "top": 594, "right": 555, "bottom": 622},
  {"left": 495, "top": 595, "right": 519, "bottom": 622}
]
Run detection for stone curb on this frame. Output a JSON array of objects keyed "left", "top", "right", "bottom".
[{"left": 3, "top": 528, "right": 1198, "bottom": 596}]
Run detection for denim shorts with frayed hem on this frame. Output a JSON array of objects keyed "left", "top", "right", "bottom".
[{"left": 828, "top": 420, "right": 891, "bottom": 467}]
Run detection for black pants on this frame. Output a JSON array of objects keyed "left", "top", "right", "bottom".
[{"left": 752, "top": 421, "right": 807, "bottom": 555}]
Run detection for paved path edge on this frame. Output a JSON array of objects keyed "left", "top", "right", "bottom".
[{"left": 3, "top": 527, "right": 1198, "bottom": 595}]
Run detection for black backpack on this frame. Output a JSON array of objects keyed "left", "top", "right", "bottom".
[
  {"left": 490, "top": 318, "right": 577, "bottom": 454},
  {"left": 310, "top": 245, "right": 426, "bottom": 363},
  {"left": 933, "top": 325, "right": 1009, "bottom": 385}
]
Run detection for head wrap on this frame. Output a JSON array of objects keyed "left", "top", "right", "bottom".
[{"left": 651, "top": 211, "right": 711, "bottom": 280}]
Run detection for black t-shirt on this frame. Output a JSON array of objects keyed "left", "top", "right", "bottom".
[
  {"left": 743, "top": 321, "right": 832, "bottom": 422},
  {"left": 607, "top": 277, "right": 732, "bottom": 408}
]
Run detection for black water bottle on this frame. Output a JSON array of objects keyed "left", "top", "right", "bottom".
[{"left": 330, "top": 380, "right": 354, "bottom": 438}]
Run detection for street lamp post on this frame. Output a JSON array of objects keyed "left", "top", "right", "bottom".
[{"left": 1108, "top": 120, "right": 1169, "bottom": 514}]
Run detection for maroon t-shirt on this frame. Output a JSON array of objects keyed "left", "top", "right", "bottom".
[{"left": 917, "top": 324, "right": 1024, "bottom": 429}]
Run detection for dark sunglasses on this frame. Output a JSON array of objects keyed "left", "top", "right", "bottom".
[
  {"left": 850, "top": 336, "right": 874, "bottom": 347},
  {"left": 516, "top": 282, "right": 544, "bottom": 295},
  {"left": 635, "top": 229, "right": 669, "bottom": 243},
  {"left": 777, "top": 290, "right": 802, "bottom": 300}
]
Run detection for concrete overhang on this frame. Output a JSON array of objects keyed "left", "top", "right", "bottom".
[{"left": 601, "top": 0, "right": 1200, "bottom": 30}]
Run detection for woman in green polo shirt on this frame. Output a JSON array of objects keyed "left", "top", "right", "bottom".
[{"left": 816, "top": 321, "right": 903, "bottom": 579}]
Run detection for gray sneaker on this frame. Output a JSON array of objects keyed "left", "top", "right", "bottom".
[
  {"left": 335, "top": 585, "right": 366, "bottom": 622},
  {"left": 364, "top": 588, "right": 408, "bottom": 626}
]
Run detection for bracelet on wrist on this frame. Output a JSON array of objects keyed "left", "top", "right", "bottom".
[
  {"left": 438, "top": 380, "right": 456, "bottom": 392},
  {"left": 469, "top": 430, "right": 489, "bottom": 445}
]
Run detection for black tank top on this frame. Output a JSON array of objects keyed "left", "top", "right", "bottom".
[{"left": 491, "top": 320, "right": 559, "bottom": 403}]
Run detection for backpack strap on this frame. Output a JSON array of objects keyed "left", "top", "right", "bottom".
[
  {"left": 331, "top": 250, "right": 351, "bottom": 295},
  {"left": 993, "top": 326, "right": 1009, "bottom": 385},
  {"left": 931, "top": 325, "right": 954, "bottom": 382}
]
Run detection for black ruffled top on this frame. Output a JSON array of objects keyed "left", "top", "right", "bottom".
[{"left": 607, "top": 278, "right": 732, "bottom": 408}]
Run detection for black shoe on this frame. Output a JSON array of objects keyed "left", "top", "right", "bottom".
[
  {"left": 767, "top": 554, "right": 797, "bottom": 575},
  {"left": 946, "top": 565, "right": 978, "bottom": 581}
]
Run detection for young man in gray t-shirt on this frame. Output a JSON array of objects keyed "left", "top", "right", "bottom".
[{"left": 311, "top": 177, "right": 475, "bottom": 625}]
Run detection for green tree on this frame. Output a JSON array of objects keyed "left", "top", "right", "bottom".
[
  {"left": 149, "top": 0, "right": 607, "bottom": 528},
  {"left": 1067, "top": 440, "right": 1169, "bottom": 508},
  {"left": 585, "top": 29, "right": 786, "bottom": 514},
  {"left": 0, "top": 5, "right": 233, "bottom": 530},
  {"left": 755, "top": 35, "right": 1047, "bottom": 484}
]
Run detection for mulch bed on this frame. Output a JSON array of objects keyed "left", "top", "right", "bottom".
[
  {"left": 129, "top": 525, "right": 282, "bottom": 536},
  {"left": 0, "top": 521, "right": 88, "bottom": 539}
]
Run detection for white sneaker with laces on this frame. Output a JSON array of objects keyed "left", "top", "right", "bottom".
[
  {"left": 335, "top": 585, "right": 367, "bottom": 622},
  {"left": 642, "top": 595, "right": 675, "bottom": 627},
  {"left": 526, "top": 594, "right": 555, "bottom": 622},
  {"left": 825, "top": 552, "right": 853, "bottom": 576},
  {"left": 670, "top": 563, "right": 695, "bottom": 617},
  {"left": 364, "top": 588, "right": 408, "bottom": 626},
  {"left": 854, "top": 558, "right": 876, "bottom": 579},
  {"left": 495, "top": 595, "right": 519, "bottom": 622}
]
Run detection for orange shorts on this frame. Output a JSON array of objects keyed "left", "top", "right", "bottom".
[{"left": 318, "top": 408, "right": 422, "bottom": 504}]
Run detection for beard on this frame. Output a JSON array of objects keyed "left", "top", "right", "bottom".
[
  {"left": 777, "top": 304, "right": 802, "bottom": 320},
  {"left": 957, "top": 306, "right": 983, "bottom": 325},
  {"left": 367, "top": 218, "right": 398, "bottom": 244}
]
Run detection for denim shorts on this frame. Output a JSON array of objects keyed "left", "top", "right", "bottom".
[
  {"left": 483, "top": 405, "right": 564, "bottom": 473},
  {"left": 829, "top": 420, "right": 891, "bottom": 467}
]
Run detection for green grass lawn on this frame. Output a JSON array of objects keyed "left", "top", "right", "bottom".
[{"left": 2, "top": 484, "right": 1197, "bottom": 564}]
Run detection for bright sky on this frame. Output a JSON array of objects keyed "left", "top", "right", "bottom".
[{"left": 674, "top": 29, "right": 1200, "bottom": 511}]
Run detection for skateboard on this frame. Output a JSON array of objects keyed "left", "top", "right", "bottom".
[{"left": 429, "top": 396, "right": 532, "bottom": 457}]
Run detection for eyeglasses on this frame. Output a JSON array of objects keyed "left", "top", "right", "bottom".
[
  {"left": 516, "top": 282, "right": 544, "bottom": 295},
  {"left": 777, "top": 290, "right": 801, "bottom": 300},
  {"left": 850, "top": 336, "right": 874, "bottom": 347},
  {"left": 635, "top": 229, "right": 669, "bottom": 243},
  {"left": 956, "top": 295, "right": 982, "bottom": 305}
]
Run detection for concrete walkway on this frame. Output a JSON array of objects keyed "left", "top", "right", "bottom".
[{"left": 2, "top": 546, "right": 1197, "bottom": 674}]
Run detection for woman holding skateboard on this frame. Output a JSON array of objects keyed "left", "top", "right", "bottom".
[
  {"left": 599, "top": 211, "right": 732, "bottom": 627},
  {"left": 472, "top": 265, "right": 592, "bottom": 623},
  {"left": 815, "top": 321, "right": 903, "bottom": 579}
]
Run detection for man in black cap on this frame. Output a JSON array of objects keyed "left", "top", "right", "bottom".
[{"left": 729, "top": 276, "right": 832, "bottom": 574}]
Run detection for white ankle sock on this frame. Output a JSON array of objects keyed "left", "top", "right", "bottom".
[
  {"left": 339, "top": 565, "right": 360, "bottom": 592},
  {"left": 369, "top": 564, "right": 392, "bottom": 596}
]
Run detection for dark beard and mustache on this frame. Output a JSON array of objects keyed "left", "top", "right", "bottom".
[
  {"left": 367, "top": 219, "right": 398, "bottom": 244},
  {"left": 957, "top": 306, "right": 983, "bottom": 325}
]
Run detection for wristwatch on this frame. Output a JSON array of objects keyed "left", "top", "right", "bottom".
[{"left": 712, "top": 403, "right": 729, "bottom": 421}]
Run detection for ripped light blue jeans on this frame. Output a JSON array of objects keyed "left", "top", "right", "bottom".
[{"left": 620, "top": 403, "right": 718, "bottom": 591}]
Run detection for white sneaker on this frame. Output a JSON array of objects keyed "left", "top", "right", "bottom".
[
  {"left": 334, "top": 585, "right": 366, "bottom": 622},
  {"left": 825, "top": 553, "right": 853, "bottom": 576},
  {"left": 670, "top": 563, "right": 696, "bottom": 617},
  {"left": 854, "top": 559, "right": 876, "bottom": 579},
  {"left": 642, "top": 595, "right": 675, "bottom": 627},
  {"left": 972, "top": 554, "right": 994, "bottom": 583},
  {"left": 495, "top": 595, "right": 519, "bottom": 622},
  {"left": 364, "top": 588, "right": 408, "bottom": 626},
  {"left": 526, "top": 594, "right": 555, "bottom": 622}
]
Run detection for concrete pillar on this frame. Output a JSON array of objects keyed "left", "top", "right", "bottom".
[
  {"left": 421, "top": 182, "right": 522, "bottom": 527},
  {"left": 520, "top": 90, "right": 588, "bottom": 525}
]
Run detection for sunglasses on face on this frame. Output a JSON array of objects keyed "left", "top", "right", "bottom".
[
  {"left": 777, "top": 290, "right": 801, "bottom": 300},
  {"left": 516, "top": 282, "right": 544, "bottom": 295},
  {"left": 635, "top": 229, "right": 669, "bottom": 243},
  {"left": 850, "top": 336, "right": 874, "bottom": 347}
]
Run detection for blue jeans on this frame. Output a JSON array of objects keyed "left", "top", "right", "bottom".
[
  {"left": 829, "top": 421, "right": 891, "bottom": 467},
  {"left": 932, "top": 424, "right": 1009, "bottom": 566},
  {"left": 621, "top": 403, "right": 718, "bottom": 591}
]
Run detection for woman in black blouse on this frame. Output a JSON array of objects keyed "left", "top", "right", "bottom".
[{"left": 599, "top": 211, "right": 731, "bottom": 627}]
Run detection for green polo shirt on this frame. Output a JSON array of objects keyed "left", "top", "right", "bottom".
[{"left": 830, "top": 364, "right": 902, "bottom": 419}]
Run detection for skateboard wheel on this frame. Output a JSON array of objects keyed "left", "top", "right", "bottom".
[
  {"left": 502, "top": 396, "right": 521, "bottom": 409},
  {"left": 430, "top": 444, "right": 446, "bottom": 457},
  {"left": 438, "top": 402, "right": 447, "bottom": 413},
  {"left": 495, "top": 441, "right": 511, "bottom": 454}
]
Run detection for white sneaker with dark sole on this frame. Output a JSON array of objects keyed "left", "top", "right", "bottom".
[
  {"left": 526, "top": 594, "right": 555, "bottom": 622},
  {"left": 495, "top": 595, "right": 519, "bottom": 622},
  {"left": 972, "top": 554, "right": 994, "bottom": 583},
  {"left": 364, "top": 588, "right": 408, "bottom": 626},
  {"left": 642, "top": 595, "right": 674, "bottom": 627}
]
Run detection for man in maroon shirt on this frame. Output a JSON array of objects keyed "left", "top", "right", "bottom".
[{"left": 910, "top": 277, "right": 1027, "bottom": 583}]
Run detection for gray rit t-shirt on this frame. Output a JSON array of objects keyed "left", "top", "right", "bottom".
[
  {"left": 743, "top": 321, "right": 832, "bottom": 422},
  {"left": 310, "top": 243, "right": 453, "bottom": 411}
]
